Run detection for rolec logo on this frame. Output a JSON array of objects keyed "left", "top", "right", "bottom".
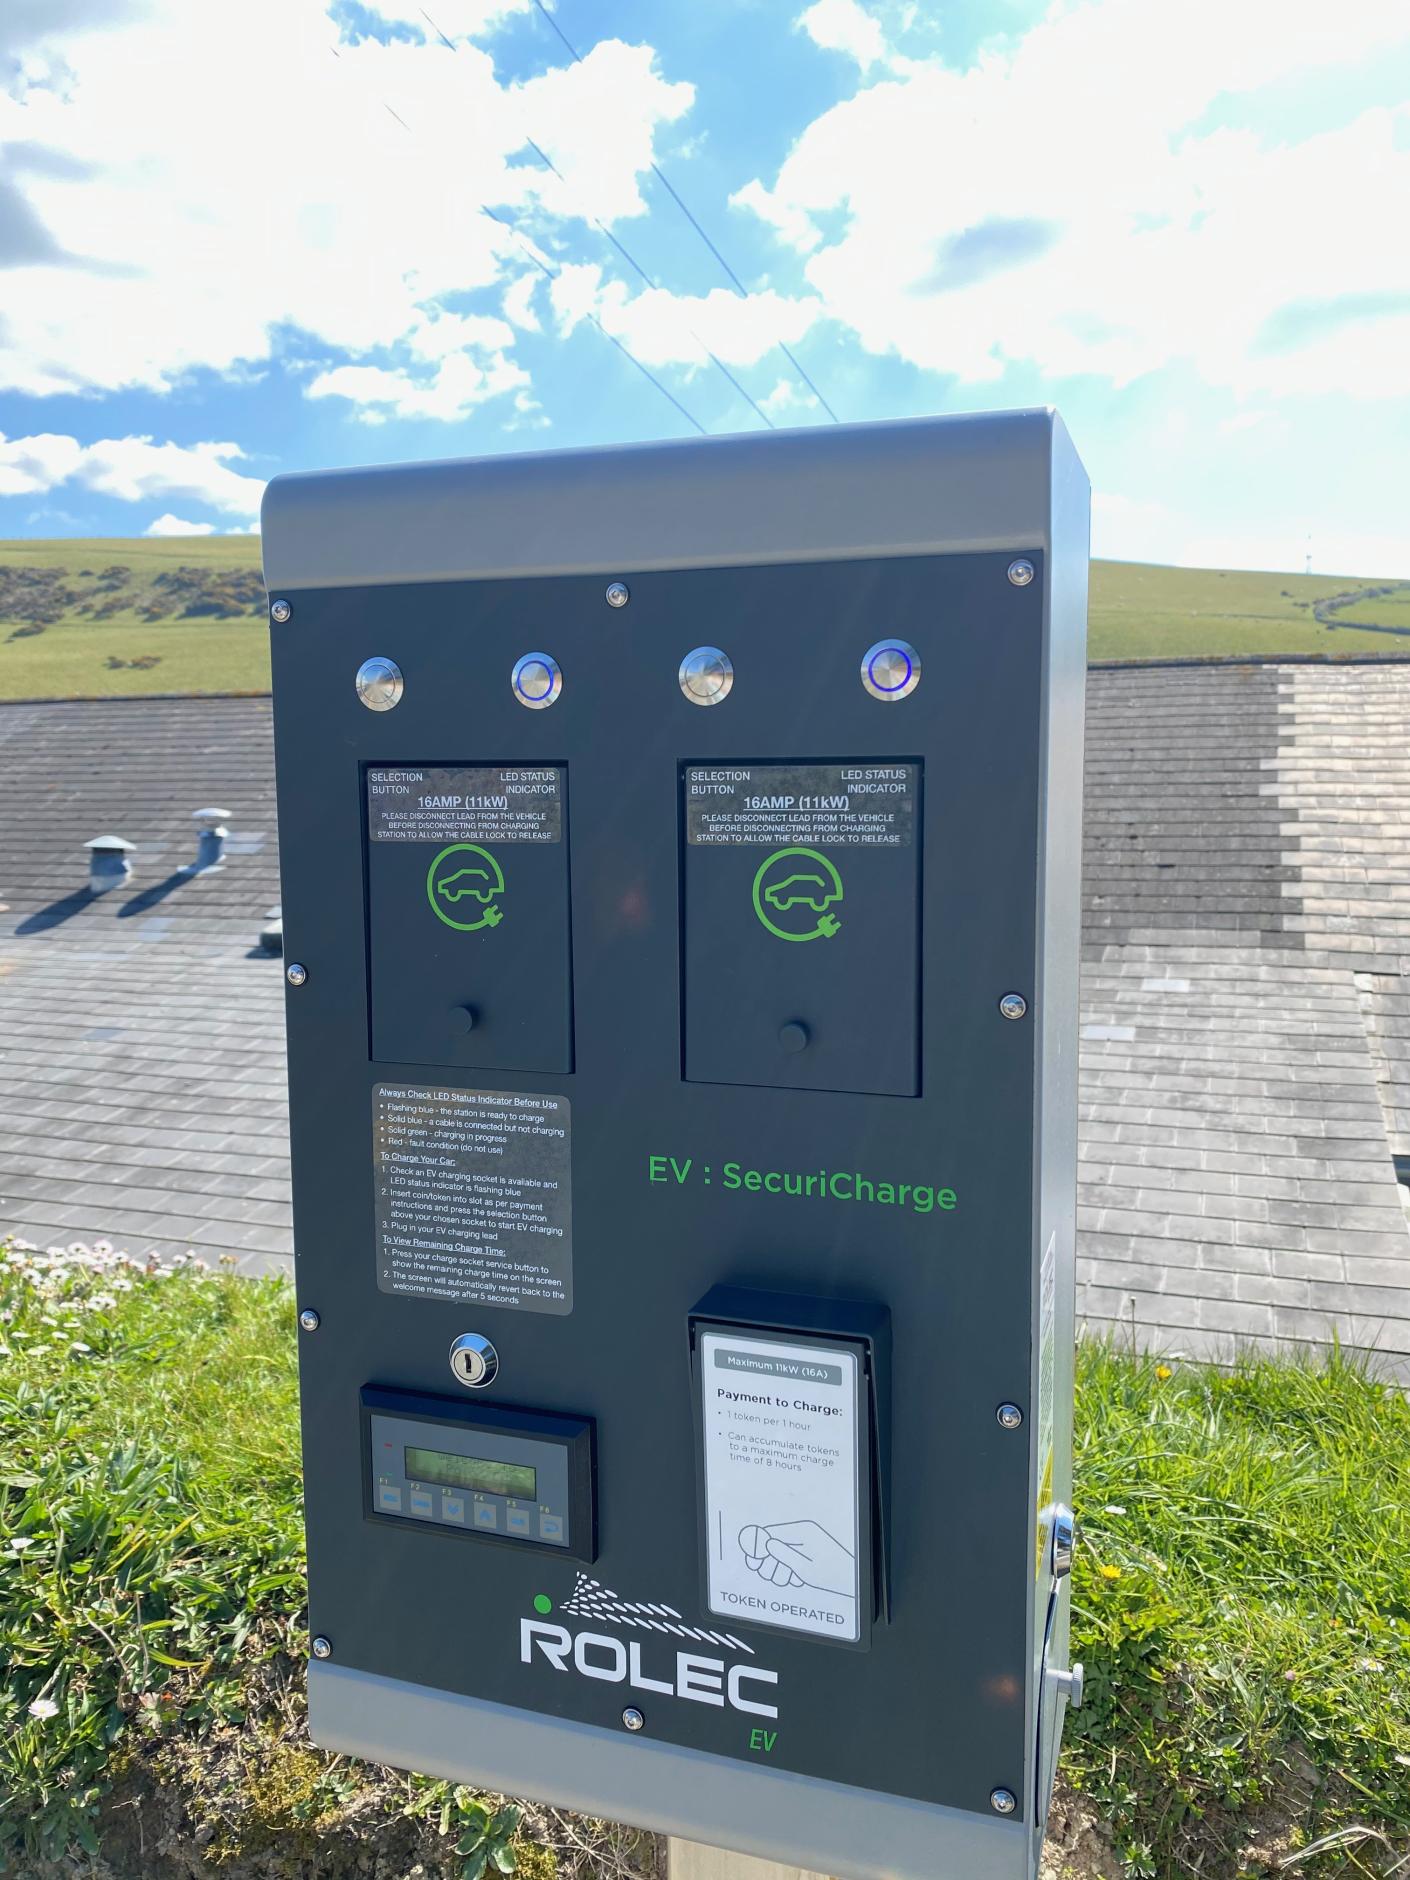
[
  {"left": 752, "top": 846, "right": 843, "bottom": 942},
  {"left": 520, "top": 1582, "right": 780, "bottom": 1717}
]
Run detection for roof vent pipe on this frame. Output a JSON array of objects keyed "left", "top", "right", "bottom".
[
  {"left": 192, "top": 807, "right": 233, "bottom": 872},
  {"left": 84, "top": 835, "right": 136, "bottom": 894}
]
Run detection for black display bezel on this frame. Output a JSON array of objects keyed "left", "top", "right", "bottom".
[{"left": 359, "top": 1384, "right": 597, "bottom": 1563}]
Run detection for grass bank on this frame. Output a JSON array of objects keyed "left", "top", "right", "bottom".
[
  {"left": 0, "top": 540, "right": 1407, "bottom": 698},
  {"left": 1, "top": 1241, "right": 1407, "bottom": 1877}
]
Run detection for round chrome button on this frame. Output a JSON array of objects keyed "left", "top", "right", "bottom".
[
  {"left": 355, "top": 656, "right": 404, "bottom": 711},
  {"left": 512, "top": 652, "right": 562, "bottom": 709},
  {"left": 861, "top": 638, "right": 920, "bottom": 701},
  {"left": 449, "top": 1333, "right": 499, "bottom": 1389},
  {"left": 678, "top": 646, "right": 734, "bottom": 707}
]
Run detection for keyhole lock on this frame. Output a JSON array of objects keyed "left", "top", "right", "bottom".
[{"left": 449, "top": 1333, "right": 499, "bottom": 1389}]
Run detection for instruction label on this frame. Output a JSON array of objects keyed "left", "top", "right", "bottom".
[
  {"left": 367, "top": 766, "right": 562, "bottom": 845},
  {"left": 373, "top": 1084, "right": 571, "bottom": 1314},
  {"left": 700, "top": 1330, "right": 861, "bottom": 1642},
  {"left": 685, "top": 763, "right": 917, "bottom": 849}
]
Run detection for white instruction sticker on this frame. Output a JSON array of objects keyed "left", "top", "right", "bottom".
[{"left": 700, "top": 1331, "right": 861, "bottom": 1642}]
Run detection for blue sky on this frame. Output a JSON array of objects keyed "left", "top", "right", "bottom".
[{"left": 1, "top": 0, "right": 1407, "bottom": 573}]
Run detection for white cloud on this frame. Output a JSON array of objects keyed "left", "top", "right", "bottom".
[
  {"left": 501, "top": 273, "right": 542, "bottom": 332},
  {"left": 551, "top": 263, "right": 825, "bottom": 369},
  {"left": 760, "top": 375, "right": 819, "bottom": 417},
  {"left": 725, "top": 0, "right": 1410, "bottom": 400},
  {"left": 308, "top": 349, "right": 528, "bottom": 420},
  {"left": 145, "top": 513, "right": 217, "bottom": 536},
  {"left": 0, "top": 432, "right": 264, "bottom": 518},
  {"left": 797, "top": 0, "right": 889, "bottom": 70},
  {"left": 0, "top": 431, "right": 84, "bottom": 496},
  {"left": 0, "top": 2, "right": 694, "bottom": 419}
]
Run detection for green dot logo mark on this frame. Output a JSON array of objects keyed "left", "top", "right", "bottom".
[
  {"left": 533, "top": 1593, "right": 553, "bottom": 1615},
  {"left": 752, "top": 846, "right": 844, "bottom": 942},
  {"left": 427, "top": 843, "right": 507, "bottom": 932}
]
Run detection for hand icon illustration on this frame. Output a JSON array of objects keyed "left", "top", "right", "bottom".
[{"left": 738, "top": 1521, "right": 854, "bottom": 1597}]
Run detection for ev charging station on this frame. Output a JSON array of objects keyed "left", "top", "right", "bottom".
[{"left": 263, "top": 408, "right": 1089, "bottom": 1880}]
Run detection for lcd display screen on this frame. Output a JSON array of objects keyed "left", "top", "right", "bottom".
[{"left": 404, "top": 1446, "right": 537, "bottom": 1499}]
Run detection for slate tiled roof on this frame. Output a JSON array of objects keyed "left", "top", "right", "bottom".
[
  {"left": 1080, "top": 664, "right": 1410, "bottom": 1376},
  {"left": 2, "top": 669, "right": 1408, "bottom": 1371},
  {"left": 0, "top": 699, "right": 288, "bottom": 1274}
]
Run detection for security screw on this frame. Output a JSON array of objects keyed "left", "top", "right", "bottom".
[
  {"left": 996, "top": 1402, "right": 1024, "bottom": 1431},
  {"left": 605, "top": 581, "right": 630, "bottom": 609},
  {"left": 311, "top": 1636, "right": 332, "bottom": 1660},
  {"left": 1007, "top": 559, "right": 1035, "bottom": 588},
  {"left": 990, "top": 1788, "right": 1017, "bottom": 1816},
  {"left": 621, "top": 1707, "right": 645, "bottom": 1732},
  {"left": 270, "top": 599, "right": 292, "bottom": 623},
  {"left": 299, "top": 1308, "right": 321, "bottom": 1333},
  {"left": 286, "top": 962, "right": 308, "bottom": 988},
  {"left": 999, "top": 992, "right": 1028, "bottom": 1021}
]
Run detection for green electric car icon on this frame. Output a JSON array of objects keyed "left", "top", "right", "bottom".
[
  {"left": 426, "top": 843, "right": 507, "bottom": 932},
  {"left": 762, "top": 872, "right": 842, "bottom": 916},
  {"left": 437, "top": 866, "right": 497, "bottom": 904},
  {"left": 752, "top": 846, "right": 845, "bottom": 942}
]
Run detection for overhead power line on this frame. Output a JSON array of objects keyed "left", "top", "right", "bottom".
[
  {"left": 528, "top": 0, "right": 841, "bottom": 423},
  {"left": 423, "top": 9, "right": 774, "bottom": 431},
  {"left": 347, "top": 53, "right": 711, "bottom": 439}
]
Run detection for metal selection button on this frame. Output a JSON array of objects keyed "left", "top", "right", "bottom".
[
  {"left": 506, "top": 1506, "right": 533, "bottom": 1535},
  {"left": 678, "top": 646, "right": 734, "bottom": 707},
  {"left": 512, "top": 651, "right": 562, "bottom": 709},
  {"left": 442, "top": 1495, "right": 466, "bottom": 1524},
  {"left": 861, "top": 639, "right": 920, "bottom": 701},
  {"left": 377, "top": 1485, "right": 403, "bottom": 1512},
  {"left": 409, "top": 1489, "right": 433, "bottom": 1518},
  {"left": 449, "top": 1332, "right": 499, "bottom": 1389},
  {"left": 355, "top": 656, "right": 404, "bottom": 711},
  {"left": 473, "top": 1502, "right": 499, "bottom": 1529},
  {"left": 539, "top": 1513, "right": 564, "bottom": 1542}
]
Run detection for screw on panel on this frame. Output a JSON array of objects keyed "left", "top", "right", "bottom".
[
  {"left": 990, "top": 1788, "right": 1016, "bottom": 1815},
  {"left": 270, "top": 599, "right": 292, "bottom": 623},
  {"left": 605, "top": 582, "right": 630, "bottom": 609},
  {"left": 286, "top": 962, "right": 308, "bottom": 987},
  {"left": 1007, "top": 559, "right": 1035, "bottom": 588},
  {"left": 311, "top": 1636, "right": 332, "bottom": 1660},
  {"left": 998, "top": 992, "right": 1028, "bottom": 1021},
  {"left": 996, "top": 1402, "right": 1023, "bottom": 1431},
  {"left": 621, "top": 1707, "right": 645, "bottom": 1731},
  {"left": 299, "top": 1308, "right": 321, "bottom": 1333}
]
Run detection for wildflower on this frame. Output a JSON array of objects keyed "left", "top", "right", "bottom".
[
  {"left": 27, "top": 1698, "right": 58, "bottom": 1721},
  {"left": 69, "top": 1342, "right": 92, "bottom": 1356},
  {"left": 1155, "top": 1364, "right": 1173, "bottom": 1381},
  {"left": 10, "top": 1538, "right": 36, "bottom": 1551},
  {"left": 1104, "top": 1504, "right": 1127, "bottom": 1515},
  {"left": 92, "top": 1240, "right": 112, "bottom": 1256},
  {"left": 1099, "top": 1564, "right": 1122, "bottom": 1581},
  {"left": 1357, "top": 1657, "right": 1384, "bottom": 1673}
]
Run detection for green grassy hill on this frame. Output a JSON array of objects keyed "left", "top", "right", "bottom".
[
  {"left": 0, "top": 537, "right": 267, "bottom": 699},
  {"left": 1, "top": 537, "right": 1406, "bottom": 699}
]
